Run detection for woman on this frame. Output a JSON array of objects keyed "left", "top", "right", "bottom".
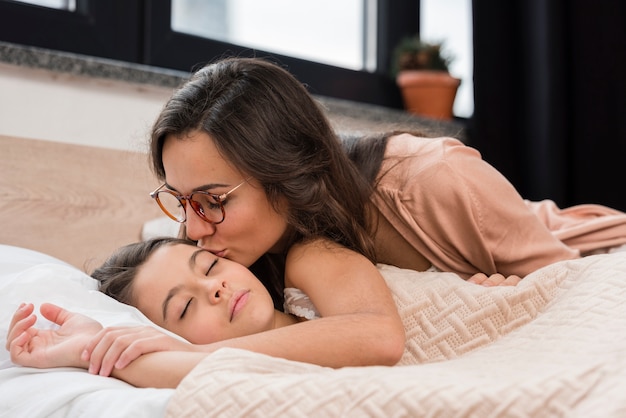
[{"left": 148, "top": 56, "right": 626, "bottom": 291}]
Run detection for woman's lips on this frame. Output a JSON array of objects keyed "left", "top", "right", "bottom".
[
  {"left": 209, "top": 249, "right": 226, "bottom": 258},
  {"left": 230, "top": 290, "right": 250, "bottom": 321}
]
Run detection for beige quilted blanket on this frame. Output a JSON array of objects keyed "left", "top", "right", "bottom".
[{"left": 165, "top": 253, "right": 626, "bottom": 417}]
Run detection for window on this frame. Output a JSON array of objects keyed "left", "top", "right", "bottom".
[
  {"left": 420, "top": 0, "right": 473, "bottom": 117},
  {"left": 1, "top": 0, "right": 424, "bottom": 111},
  {"left": 0, "top": 0, "right": 142, "bottom": 62},
  {"left": 12, "top": 0, "right": 75, "bottom": 10},
  {"left": 172, "top": 0, "right": 377, "bottom": 71}
]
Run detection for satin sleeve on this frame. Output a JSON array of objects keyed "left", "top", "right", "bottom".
[{"left": 373, "top": 135, "right": 579, "bottom": 278}]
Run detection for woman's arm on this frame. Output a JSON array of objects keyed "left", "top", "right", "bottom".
[
  {"left": 77, "top": 240, "right": 404, "bottom": 375},
  {"left": 86, "top": 240, "right": 405, "bottom": 373},
  {"left": 280, "top": 239, "right": 406, "bottom": 367}
]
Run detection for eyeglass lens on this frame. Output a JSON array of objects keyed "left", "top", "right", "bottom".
[{"left": 156, "top": 191, "right": 224, "bottom": 223}]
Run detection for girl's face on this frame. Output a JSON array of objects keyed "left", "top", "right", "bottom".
[
  {"left": 161, "top": 130, "right": 289, "bottom": 267},
  {"left": 133, "top": 243, "right": 278, "bottom": 344}
]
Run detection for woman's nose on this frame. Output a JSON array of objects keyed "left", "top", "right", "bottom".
[{"left": 184, "top": 206, "right": 217, "bottom": 241}]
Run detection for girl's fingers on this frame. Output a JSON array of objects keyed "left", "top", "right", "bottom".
[
  {"left": 6, "top": 312, "right": 37, "bottom": 350},
  {"left": 87, "top": 329, "right": 127, "bottom": 375},
  {"left": 82, "top": 327, "right": 114, "bottom": 362},
  {"left": 7, "top": 303, "right": 34, "bottom": 333}
]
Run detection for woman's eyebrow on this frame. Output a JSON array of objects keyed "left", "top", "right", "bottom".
[{"left": 163, "top": 182, "right": 228, "bottom": 193}]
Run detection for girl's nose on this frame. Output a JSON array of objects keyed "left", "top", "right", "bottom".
[
  {"left": 207, "top": 278, "right": 227, "bottom": 304},
  {"left": 184, "top": 206, "right": 217, "bottom": 241}
]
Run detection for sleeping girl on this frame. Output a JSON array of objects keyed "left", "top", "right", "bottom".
[{"left": 8, "top": 237, "right": 408, "bottom": 387}]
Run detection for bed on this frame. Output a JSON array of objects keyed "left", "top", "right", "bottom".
[
  {"left": 3, "top": 135, "right": 626, "bottom": 417},
  {"left": 2, "top": 242, "right": 626, "bottom": 417}
]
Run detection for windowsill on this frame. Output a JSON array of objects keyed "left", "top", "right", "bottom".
[
  {"left": 0, "top": 40, "right": 187, "bottom": 88},
  {"left": 0, "top": 40, "right": 466, "bottom": 141}
]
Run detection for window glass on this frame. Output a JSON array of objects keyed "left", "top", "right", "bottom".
[
  {"left": 171, "top": 0, "right": 374, "bottom": 71},
  {"left": 420, "top": 0, "right": 473, "bottom": 117},
  {"left": 12, "top": 0, "right": 76, "bottom": 11}
]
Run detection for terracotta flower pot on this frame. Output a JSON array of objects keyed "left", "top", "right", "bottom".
[{"left": 396, "top": 70, "right": 461, "bottom": 120}]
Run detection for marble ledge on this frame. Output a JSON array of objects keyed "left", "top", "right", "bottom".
[{"left": 0, "top": 41, "right": 465, "bottom": 139}]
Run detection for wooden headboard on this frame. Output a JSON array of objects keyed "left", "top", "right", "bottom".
[{"left": 0, "top": 135, "right": 163, "bottom": 272}]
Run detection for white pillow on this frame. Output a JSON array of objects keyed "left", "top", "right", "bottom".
[
  {"left": 0, "top": 245, "right": 178, "bottom": 418},
  {"left": 0, "top": 244, "right": 177, "bottom": 370}
]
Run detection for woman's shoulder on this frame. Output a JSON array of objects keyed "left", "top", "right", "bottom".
[
  {"left": 379, "top": 134, "right": 482, "bottom": 179},
  {"left": 286, "top": 238, "right": 356, "bottom": 262},
  {"left": 284, "top": 238, "right": 375, "bottom": 287},
  {"left": 385, "top": 133, "right": 471, "bottom": 158}
]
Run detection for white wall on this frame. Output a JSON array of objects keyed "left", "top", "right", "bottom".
[{"left": 0, "top": 63, "right": 173, "bottom": 152}]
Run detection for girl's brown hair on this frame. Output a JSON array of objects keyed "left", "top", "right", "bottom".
[{"left": 92, "top": 237, "right": 193, "bottom": 305}]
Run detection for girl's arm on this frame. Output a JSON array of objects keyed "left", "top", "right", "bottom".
[
  {"left": 111, "top": 351, "right": 206, "bottom": 388},
  {"left": 7, "top": 303, "right": 205, "bottom": 388}
]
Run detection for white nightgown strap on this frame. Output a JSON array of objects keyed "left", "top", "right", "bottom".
[{"left": 283, "top": 287, "right": 320, "bottom": 320}]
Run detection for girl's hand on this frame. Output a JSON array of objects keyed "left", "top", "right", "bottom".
[
  {"left": 468, "top": 273, "right": 521, "bottom": 287},
  {"left": 83, "top": 326, "right": 191, "bottom": 377},
  {"left": 7, "top": 303, "right": 102, "bottom": 369}
]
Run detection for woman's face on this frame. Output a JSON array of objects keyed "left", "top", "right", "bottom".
[
  {"left": 133, "top": 243, "right": 278, "bottom": 344},
  {"left": 161, "top": 130, "right": 289, "bottom": 267}
]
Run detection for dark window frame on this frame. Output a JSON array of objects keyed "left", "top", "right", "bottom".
[
  {"left": 0, "top": 0, "right": 420, "bottom": 108},
  {"left": 0, "top": 0, "right": 143, "bottom": 62}
]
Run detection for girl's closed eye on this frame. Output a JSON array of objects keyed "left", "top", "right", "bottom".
[
  {"left": 206, "top": 258, "right": 218, "bottom": 276},
  {"left": 180, "top": 298, "right": 192, "bottom": 319},
  {"left": 180, "top": 257, "right": 218, "bottom": 319}
]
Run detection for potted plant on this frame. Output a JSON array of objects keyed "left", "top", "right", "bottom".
[{"left": 391, "top": 36, "right": 461, "bottom": 120}]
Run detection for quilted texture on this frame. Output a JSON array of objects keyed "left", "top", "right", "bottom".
[
  {"left": 384, "top": 264, "right": 566, "bottom": 364},
  {"left": 166, "top": 253, "right": 626, "bottom": 417}
]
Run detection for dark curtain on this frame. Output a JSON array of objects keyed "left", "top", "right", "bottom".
[{"left": 468, "top": 0, "right": 626, "bottom": 211}]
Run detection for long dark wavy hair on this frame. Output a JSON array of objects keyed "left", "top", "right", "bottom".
[{"left": 149, "top": 57, "right": 380, "bottom": 308}]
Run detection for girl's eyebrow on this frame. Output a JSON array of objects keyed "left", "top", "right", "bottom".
[
  {"left": 189, "top": 248, "right": 205, "bottom": 270},
  {"left": 162, "top": 249, "right": 209, "bottom": 321},
  {"left": 162, "top": 284, "right": 183, "bottom": 322}
]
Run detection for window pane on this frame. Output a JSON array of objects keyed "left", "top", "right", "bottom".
[
  {"left": 420, "top": 0, "right": 473, "bottom": 118},
  {"left": 12, "top": 0, "right": 76, "bottom": 11},
  {"left": 171, "top": 0, "right": 373, "bottom": 71}
]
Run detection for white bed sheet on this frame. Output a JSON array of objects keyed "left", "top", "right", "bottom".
[{"left": 0, "top": 245, "right": 175, "bottom": 418}]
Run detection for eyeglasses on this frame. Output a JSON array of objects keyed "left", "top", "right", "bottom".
[{"left": 150, "top": 179, "right": 249, "bottom": 224}]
